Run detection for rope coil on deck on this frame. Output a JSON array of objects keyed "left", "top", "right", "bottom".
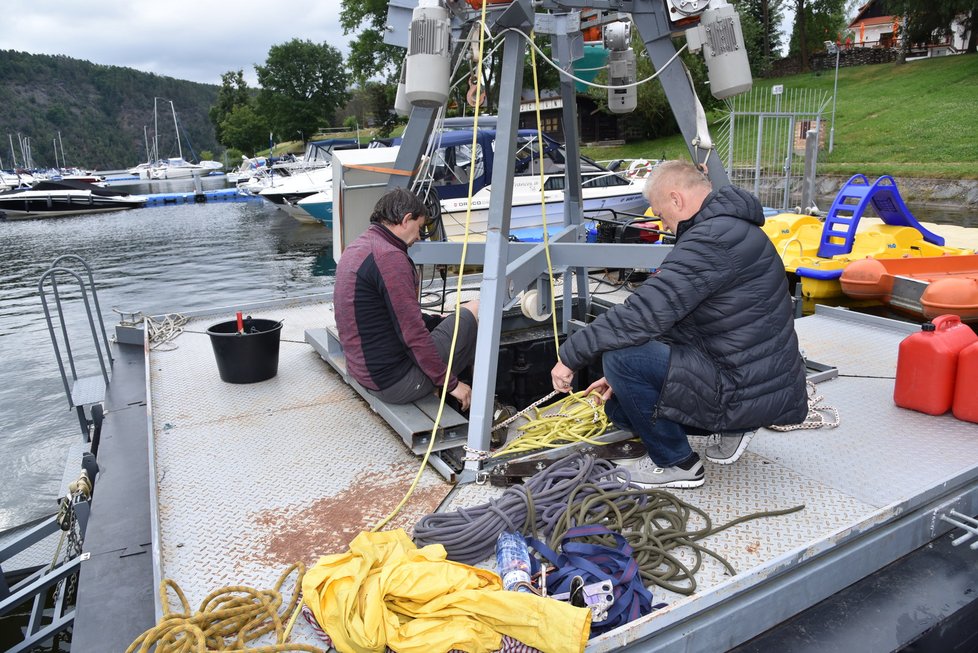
[
  {"left": 126, "top": 563, "right": 320, "bottom": 653},
  {"left": 491, "top": 391, "right": 611, "bottom": 457},
  {"left": 768, "top": 381, "right": 840, "bottom": 431},
  {"left": 415, "top": 453, "right": 804, "bottom": 595}
]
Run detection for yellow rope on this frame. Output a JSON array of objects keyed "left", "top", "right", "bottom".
[
  {"left": 493, "top": 391, "right": 610, "bottom": 457},
  {"left": 126, "top": 564, "right": 319, "bottom": 653},
  {"left": 528, "top": 30, "right": 562, "bottom": 356},
  {"left": 371, "top": 0, "right": 489, "bottom": 532}
]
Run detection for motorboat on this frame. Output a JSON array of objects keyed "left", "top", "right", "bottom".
[
  {"left": 298, "top": 129, "right": 650, "bottom": 235},
  {"left": 424, "top": 129, "right": 648, "bottom": 242},
  {"left": 295, "top": 188, "right": 333, "bottom": 226},
  {"left": 149, "top": 158, "right": 223, "bottom": 180},
  {"left": 0, "top": 179, "right": 147, "bottom": 219},
  {"left": 258, "top": 139, "right": 361, "bottom": 224}
]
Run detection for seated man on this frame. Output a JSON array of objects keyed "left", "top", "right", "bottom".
[
  {"left": 551, "top": 160, "right": 808, "bottom": 488},
  {"left": 334, "top": 188, "right": 478, "bottom": 410}
]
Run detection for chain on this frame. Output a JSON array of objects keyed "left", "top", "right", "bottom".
[
  {"left": 768, "top": 381, "right": 840, "bottom": 431},
  {"left": 491, "top": 390, "right": 560, "bottom": 432}
]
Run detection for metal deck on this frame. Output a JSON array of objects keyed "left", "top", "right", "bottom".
[{"left": 143, "top": 297, "right": 978, "bottom": 651}]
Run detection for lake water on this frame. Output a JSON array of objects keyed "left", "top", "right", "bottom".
[
  {"left": 0, "top": 177, "right": 334, "bottom": 531},
  {"left": 0, "top": 176, "right": 975, "bottom": 532}
]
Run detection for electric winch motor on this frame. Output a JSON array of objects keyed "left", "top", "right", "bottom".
[{"left": 406, "top": 0, "right": 452, "bottom": 108}]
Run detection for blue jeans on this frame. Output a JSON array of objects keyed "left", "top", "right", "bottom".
[{"left": 602, "top": 340, "right": 694, "bottom": 468}]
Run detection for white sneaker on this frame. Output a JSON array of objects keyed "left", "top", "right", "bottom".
[
  {"left": 617, "top": 453, "right": 705, "bottom": 489},
  {"left": 704, "top": 431, "right": 756, "bottom": 465}
]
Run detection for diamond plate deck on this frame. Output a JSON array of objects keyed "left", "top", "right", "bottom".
[
  {"left": 147, "top": 297, "right": 978, "bottom": 651},
  {"left": 149, "top": 302, "right": 453, "bottom": 645}
]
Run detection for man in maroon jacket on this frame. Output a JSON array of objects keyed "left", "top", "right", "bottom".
[{"left": 334, "top": 188, "right": 479, "bottom": 410}]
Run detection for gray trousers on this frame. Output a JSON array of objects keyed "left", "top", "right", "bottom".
[{"left": 371, "top": 309, "right": 478, "bottom": 404}]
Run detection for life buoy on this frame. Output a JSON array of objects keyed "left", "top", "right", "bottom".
[{"left": 625, "top": 159, "right": 654, "bottom": 178}]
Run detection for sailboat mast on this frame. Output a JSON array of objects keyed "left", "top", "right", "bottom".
[
  {"left": 144, "top": 126, "right": 151, "bottom": 163},
  {"left": 169, "top": 100, "right": 183, "bottom": 160},
  {"left": 154, "top": 98, "right": 160, "bottom": 164},
  {"left": 58, "top": 131, "right": 66, "bottom": 168}
]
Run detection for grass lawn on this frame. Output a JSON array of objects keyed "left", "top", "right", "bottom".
[{"left": 582, "top": 54, "right": 978, "bottom": 180}]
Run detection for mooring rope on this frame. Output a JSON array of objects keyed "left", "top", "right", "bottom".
[{"left": 126, "top": 564, "right": 318, "bottom": 653}]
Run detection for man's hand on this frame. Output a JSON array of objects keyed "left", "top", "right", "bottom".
[
  {"left": 551, "top": 361, "right": 575, "bottom": 393},
  {"left": 584, "top": 377, "right": 613, "bottom": 404},
  {"left": 449, "top": 381, "right": 472, "bottom": 412}
]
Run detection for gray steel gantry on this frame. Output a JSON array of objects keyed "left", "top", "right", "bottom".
[{"left": 385, "top": 0, "right": 729, "bottom": 482}]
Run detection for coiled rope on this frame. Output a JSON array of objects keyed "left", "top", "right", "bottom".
[
  {"left": 492, "top": 390, "right": 610, "bottom": 457},
  {"left": 768, "top": 380, "right": 840, "bottom": 431},
  {"left": 126, "top": 564, "right": 318, "bottom": 653},
  {"left": 415, "top": 453, "right": 804, "bottom": 595}
]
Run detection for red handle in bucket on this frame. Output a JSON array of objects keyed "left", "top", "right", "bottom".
[{"left": 236, "top": 311, "right": 244, "bottom": 334}]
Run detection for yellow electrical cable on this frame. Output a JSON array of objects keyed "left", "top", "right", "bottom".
[
  {"left": 493, "top": 391, "right": 610, "bottom": 457},
  {"left": 371, "top": 0, "right": 490, "bottom": 532},
  {"left": 127, "top": 564, "right": 318, "bottom": 653}
]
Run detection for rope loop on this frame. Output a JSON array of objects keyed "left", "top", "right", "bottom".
[{"left": 768, "top": 381, "right": 841, "bottom": 431}]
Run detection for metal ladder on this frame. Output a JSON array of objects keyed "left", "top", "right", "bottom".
[
  {"left": 0, "top": 256, "right": 107, "bottom": 651},
  {"left": 38, "top": 254, "right": 112, "bottom": 440}
]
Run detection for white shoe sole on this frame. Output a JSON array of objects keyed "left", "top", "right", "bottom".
[
  {"left": 705, "top": 432, "right": 755, "bottom": 465},
  {"left": 616, "top": 469, "right": 705, "bottom": 489},
  {"left": 630, "top": 476, "right": 705, "bottom": 489}
]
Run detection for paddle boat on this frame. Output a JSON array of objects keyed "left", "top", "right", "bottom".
[
  {"left": 766, "top": 175, "right": 973, "bottom": 300},
  {"left": 840, "top": 254, "right": 978, "bottom": 322}
]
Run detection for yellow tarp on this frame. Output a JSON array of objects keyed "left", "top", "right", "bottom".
[{"left": 302, "top": 529, "right": 591, "bottom": 653}]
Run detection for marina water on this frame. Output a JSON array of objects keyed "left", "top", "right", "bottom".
[
  {"left": 0, "top": 177, "right": 334, "bottom": 532},
  {"left": 0, "top": 176, "right": 975, "bottom": 532}
]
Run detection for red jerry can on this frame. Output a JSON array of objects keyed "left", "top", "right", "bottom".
[
  {"left": 953, "top": 341, "right": 978, "bottom": 423},
  {"left": 894, "top": 315, "right": 978, "bottom": 415}
]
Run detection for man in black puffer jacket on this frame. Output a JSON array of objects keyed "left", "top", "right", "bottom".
[{"left": 551, "top": 161, "right": 808, "bottom": 488}]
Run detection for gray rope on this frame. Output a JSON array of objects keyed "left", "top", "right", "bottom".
[{"left": 413, "top": 454, "right": 632, "bottom": 564}]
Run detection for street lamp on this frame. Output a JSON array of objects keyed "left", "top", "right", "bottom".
[{"left": 824, "top": 41, "right": 840, "bottom": 153}]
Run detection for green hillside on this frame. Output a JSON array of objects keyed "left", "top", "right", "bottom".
[
  {"left": 583, "top": 54, "right": 978, "bottom": 180},
  {"left": 0, "top": 50, "right": 220, "bottom": 170}
]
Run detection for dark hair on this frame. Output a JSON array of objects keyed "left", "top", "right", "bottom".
[{"left": 369, "top": 187, "right": 427, "bottom": 226}]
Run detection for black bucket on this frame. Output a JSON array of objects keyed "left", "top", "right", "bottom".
[{"left": 206, "top": 318, "right": 283, "bottom": 384}]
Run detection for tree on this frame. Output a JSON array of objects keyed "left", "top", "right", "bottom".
[
  {"left": 255, "top": 39, "right": 350, "bottom": 140},
  {"left": 341, "top": 0, "right": 404, "bottom": 84},
  {"left": 788, "top": 0, "right": 849, "bottom": 69},
  {"left": 586, "top": 33, "right": 718, "bottom": 142},
  {"left": 220, "top": 104, "right": 268, "bottom": 155},
  {"left": 732, "top": 0, "right": 787, "bottom": 74},
  {"left": 892, "top": 0, "right": 978, "bottom": 55},
  {"left": 209, "top": 70, "right": 252, "bottom": 144}
]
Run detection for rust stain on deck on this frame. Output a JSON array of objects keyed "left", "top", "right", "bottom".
[
  {"left": 745, "top": 540, "right": 761, "bottom": 554},
  {"left": 246, "top": 463, "right": 450, "bottom": 567}
]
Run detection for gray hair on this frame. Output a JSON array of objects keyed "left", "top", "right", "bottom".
[
  {"left": 643, "top": 160, "right": 712, "bottom": 205},
  {"left": 370, "top": 187, "right": 427, "bottom": 226}
]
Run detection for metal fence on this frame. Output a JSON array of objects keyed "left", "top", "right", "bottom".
[{"left": 714, "top": 87, "right": 831, "bottom": 211}]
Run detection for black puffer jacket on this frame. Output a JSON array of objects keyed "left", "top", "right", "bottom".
[{"left": 560, "top": 185, "right": 808, "bottom": 431}]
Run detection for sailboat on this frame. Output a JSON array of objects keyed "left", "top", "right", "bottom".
[{"left": 128, "top": 99, "right": 223, "bottom": 180}]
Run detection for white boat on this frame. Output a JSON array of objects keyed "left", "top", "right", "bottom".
[
  {"left": 429, "top": 129, "right": 648, "bottom": 241},
  {"left": 129, "top": 99, "right": 223, "bottom": 180},
  {"left": 149, "top": 157, "right": 223, "bottom": 180},
  {"left": 0, "top": 179, "right": 147, "bottom": 219},
  {"left": 258, "top": 139, "right": 359, "bottom": 224}
]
